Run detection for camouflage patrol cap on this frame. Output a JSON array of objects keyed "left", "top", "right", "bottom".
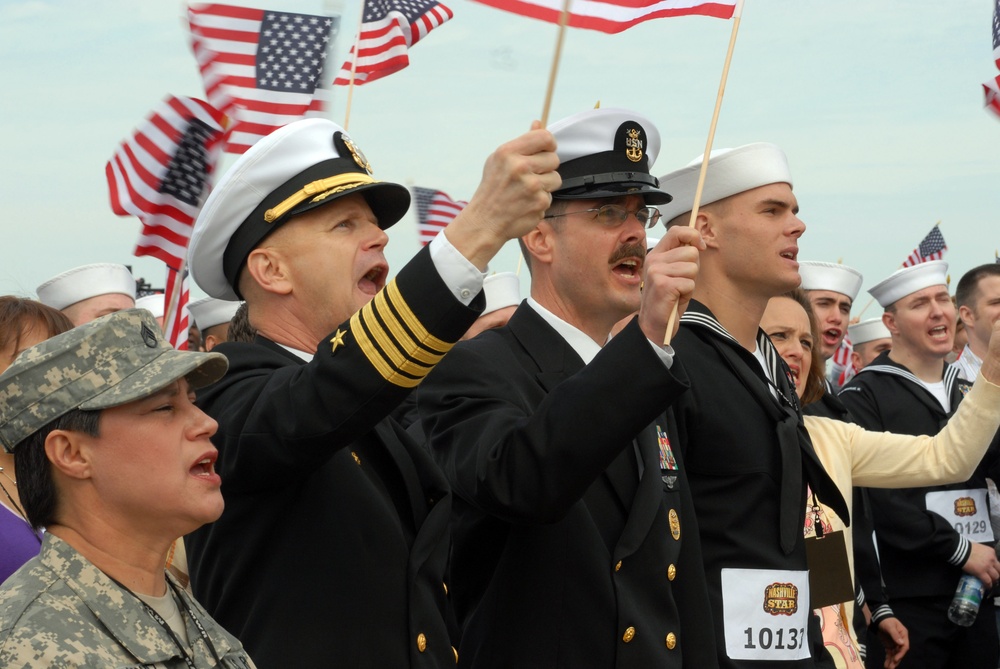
[{"left": 0, "top": 309, "right": 227, "bottom": 452}]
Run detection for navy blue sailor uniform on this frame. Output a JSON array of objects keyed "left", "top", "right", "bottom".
[
  {"left": 186, "top": 247, "right": 480, "bottom": 669},
  {"left": 839, "top": 351, "right": 1000, "bottom": 669},
  {"left": 665, "top": 300, "right": 850, "bottom": 669},
  {"left": 415, "top": 302, "right": 717, "bottom": 669}
]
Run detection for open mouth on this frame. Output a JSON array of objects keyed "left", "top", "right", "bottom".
[
  {"left": 190, "top": 452, "right": 219, "bottom": 480},
  {"left": 359, "top": 264, "right": 387, "bottom": 295},
  {"left": 928, "top": 324, "right": 950, "bottom": 341},
  {"left": 780, "top": 249, "right": 798, "bottom": 262},
  {"left": 611, "top": 257, "right": 643, "bottom": 281},
  {"left": 822, "top": 329, "right": 842, "bottom": 347}
]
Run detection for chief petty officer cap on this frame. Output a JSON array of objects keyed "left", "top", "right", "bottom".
[
  {"left": 848, "top": 318, "right": 892, "bottom": 345},
  {"left": 188, "top": 296, "right": 241, "bottom": 330},
  {"left": 0, "top": 309, "right": 228, "bottom": 452},
  {"left": 657, "top": 143, "right": 792, "bottom": 222},
  {"left": 547, "top": 107, "right": 672, "bottom": 205},
  {"left": 188, "top": 118, "right": 410, "bottom": 301},
  {"left": 36, "top": 263, "right": 136, "bottom": 311},
  {"left": 868, "top": 259, "right": 949, "bottom": 309},
  {"left": 799, "top": 261, "right": 864, "bottom": 302}
]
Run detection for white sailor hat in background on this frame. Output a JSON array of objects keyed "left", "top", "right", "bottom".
[
  {"left": 135, "top": 293, "right": 165, "bottom": 319},
  {"left": 547, "top": 108, "right": 671, "bottom": 205},
  {"left": 868, "top": 260, "right": 949, "bottom": 309},
  {"left": 188, "top": 118, "right": 411, "bottom": 301},
  {"left": 189, "top": 296, "right": 241, "bottom": 331},
  {"left": 482, "top": 272, "right": 521, "bottom": 315},
  {"left": 36, "top": 263, "right": 136, "bottom": 311},
  {"left": 657, "top": 143, "right": 792, "bottom": 223},
  {"left": 848, "top": 318, "right": 892, "bottom": 345},
  {"left": 798, "top": 261, "right": 864, "bottom": 302}
]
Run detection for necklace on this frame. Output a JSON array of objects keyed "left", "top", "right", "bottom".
[{"left": 0, "top": 465, "right": 15, "bottom": 487}]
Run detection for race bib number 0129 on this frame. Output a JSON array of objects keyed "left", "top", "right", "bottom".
[
  {"left": 721, "top": 568, "right": 811, "bottom": 661},
  {"left": 925, "top": 489, "right": 994, "bottom": 543}
]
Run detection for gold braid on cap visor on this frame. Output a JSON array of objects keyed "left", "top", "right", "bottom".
[{"left": 263, "top": 172, "right": 377, "bottom": 223}]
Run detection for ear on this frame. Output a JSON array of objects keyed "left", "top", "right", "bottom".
[
  {"left": 958, "top": 304, "right": 974, "bottom": 328},
  {"left": 45, "top": 430, "right": 93, "bottom": 481},
  {"left": 246, "top": 247, "right": 293, "bottom": 297},
  {"left": 882, "top": 311, "right": 900, "bottom": 337},
  {"left": 690, "top": 211, "right": 717, "bottom": 249},
  {"left": 204, "top": 334, "right": 221, "bottom": 352},
  {"left": 850, "top": 350, "right": 862, "bottom": 371},
  {"left": 521, "top": 223, "right": 555, "bottom": 269}
]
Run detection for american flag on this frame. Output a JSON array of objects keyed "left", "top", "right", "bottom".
[
  {"left": 413, "top": 187, "right": 467, "bottom": 246},
  {"left": 106, "top": 95, "right": 224, "bottom": 350},
  {"left": 164, "top": 269, "right": 192, "bottom": 351},
  {"left": 832, "top": 335, "right": 855, "bottom": 387},
  {"left": 106, "top": 95, "right": 227, "bottom": 271},
  {"left": 470, "top": 0, "right": 735, "bottom": 34},
  {"left": 188, "top": 4, "right": 339, "bottom": 153},
  {"left": 984, "top": 0, "right": 1000, "bottom": 118},
  {"left": 902, "top": 225, "right": 948, "bottom": 267},
  {"left": 333, "top": 0, "right": 453, "bottom": 86}
]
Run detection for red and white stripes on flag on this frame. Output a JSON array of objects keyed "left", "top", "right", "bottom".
[
  {"left": 412, "top": 186, "right": 467, "bottom": 246},
  {"left": 901, "top": 225, "right": 947, "bottom": 268},
  {"left": 470, "top": 0, "right": 735, "bottom": 34},
  {"left": 333, "top": 0, "right": 453, "bottom": 86},
  {"left": 106, "top": 95, "right": 227, "bottom": 270},
  {"left": 832, "top": 335, "right": 855, "bottom": 387},
  {"left": 984, "top": 0, "right": 1000, "bottom": 117},
  {"left": 164, "top": 269, "right": 192, "bottom": 351},
  {"left": 188, "top": 4, "right": 339, "bottom": 153}
]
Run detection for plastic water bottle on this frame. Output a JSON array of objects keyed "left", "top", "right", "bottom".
[{"left": 947, "top": 574, "right": 986, "bottom": 627}]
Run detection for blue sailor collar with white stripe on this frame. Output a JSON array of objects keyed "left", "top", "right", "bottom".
[
  {"left": 679, "top": 299, "right": 799, "bottom": 412},
  {"left": 854, "top": 349, "right": 964, "bottom": 399}
]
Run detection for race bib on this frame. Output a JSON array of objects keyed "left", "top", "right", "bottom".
[
  {"left": 926, "top": 488, "right": 994, "bottom": 542},
  {"left": 721, "top": 568, "right": 811, "bottom": 661}
]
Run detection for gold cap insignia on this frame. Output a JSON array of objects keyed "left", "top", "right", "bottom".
[
  {"left": 763, "top": 582, "right": 799, "bottom": 616},
  {"left": 624, "top": 127, "right": 643, "bottom": 163},
  {"left": 340, "top": 134, "right": 372, "bottom": 175}
]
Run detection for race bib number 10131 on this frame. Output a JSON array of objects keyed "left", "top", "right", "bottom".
[{"left": 721, "top": 568, "right": 812, "bottom": 661}]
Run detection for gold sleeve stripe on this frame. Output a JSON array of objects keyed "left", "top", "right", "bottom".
[
  {"left": 384, "top": 281, "right": 451, "bottom": 354},
  {"left": 371, "top": 290, "right": 445, "bottom": 367},
  {"left": 350, "top": 311, "right": 422, "bottom": 388},
  {"left": 359, "top": 301, "right": 436, "bottom": 377}
]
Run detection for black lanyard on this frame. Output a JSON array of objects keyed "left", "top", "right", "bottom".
[{"left": 113, "top": 577, "right": 223, "bottom": 668}]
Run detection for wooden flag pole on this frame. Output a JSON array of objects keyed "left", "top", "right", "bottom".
[
  {"left": 663, "top": 0, "right": 745, "bottom": 346},
  {"left": 855, "top": 220, "right": 942, "bottom": 319},
  {"left": 343, "top": 6, "right": 365, "bottom": 130},
  {"left": 539, "top": 0, "right": 572, "bottom": 127}
]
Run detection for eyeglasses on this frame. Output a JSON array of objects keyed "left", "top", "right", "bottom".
[{"left": 543, "top": 204, "right": 662, "bottom": 229}]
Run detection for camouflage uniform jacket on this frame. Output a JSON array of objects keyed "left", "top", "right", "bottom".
[{"left": 0, "top": 533, "right": 256, "bottom": 668}]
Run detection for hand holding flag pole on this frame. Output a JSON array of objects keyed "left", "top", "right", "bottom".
[{"left": 662, "top": 0, "right": 745, "bottom": 346}]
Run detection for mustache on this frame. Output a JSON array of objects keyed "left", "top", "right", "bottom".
[{"left": 608, "top": 243, "right": 647, "bottom": 265}]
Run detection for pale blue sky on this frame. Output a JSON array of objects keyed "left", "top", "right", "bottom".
[{"left": 1, "top": 0, "right": 997, "bottom": 316}]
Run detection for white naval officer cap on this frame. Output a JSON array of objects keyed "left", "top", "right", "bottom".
[
  {"left": 482, "top": 272, "right": 521, "bottom": 315},
  {"left": 798, "top": 261, "right": 864, "bottom": 302},
  {"left": 868, "top": 260, "right": 949, "bottom": 309},
  {"left": 188, "top": 118, "right": 410, "bottom": 301},
  {"left": 36, "top": 263, "right": 136, "bottom": 311},
  {"left": 135, "top": 293, "right": 165, "bottom": 319},
  {"left": 548, "top": 108, "right": 672, "bottom": 205},
  {"left": 848, "top": 318, "right": 892, "bottom": 345},
  {"left": 188, "top": 296, "right": 241, "bottom": 330},
  {"left": 657, "top": 143, "right": 792, "bottom": 223}
]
